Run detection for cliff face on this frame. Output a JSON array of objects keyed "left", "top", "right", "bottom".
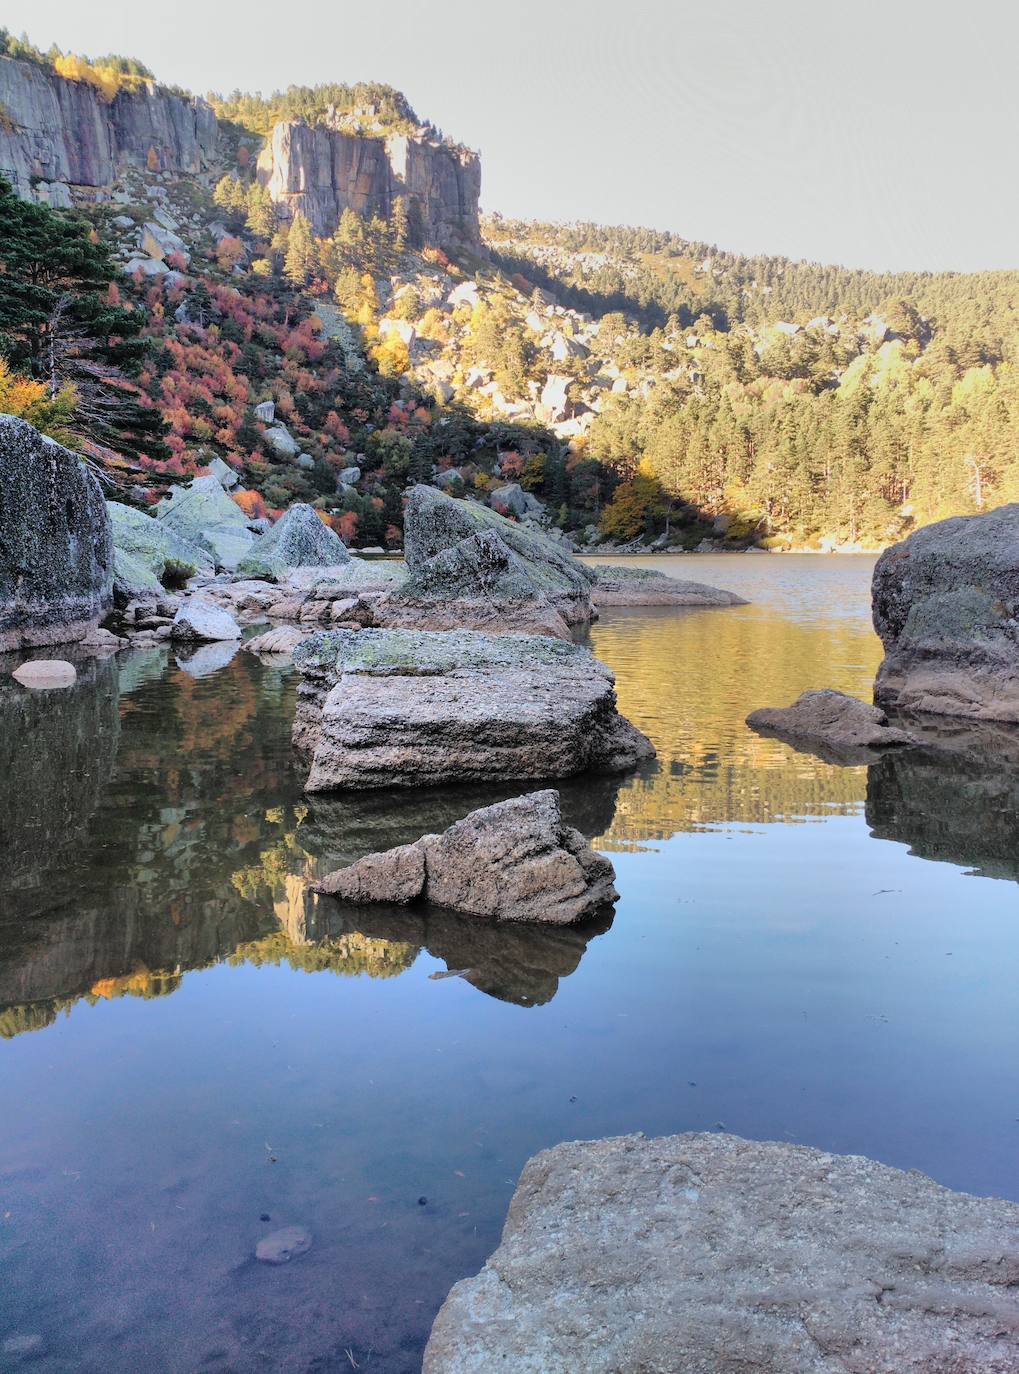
[
  {"left": 0, "top": 55, "right": 217, "bottom": 194},
  {"left": 257, "top": 119, "right": 482, "bottom": 251}
]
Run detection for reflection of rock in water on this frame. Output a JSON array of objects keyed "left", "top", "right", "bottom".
[
  {"left": 866, "top": 716, "right": 1019, "bottom": 880},
  {"left": 0, "top": 653, "right": 120, "bottom": 899},
  {"left": 304, "top": 899, "right": 613, "bottom": 1007},
  {"left": 301, "top": 774, "right": 623, "bottom": 871}
]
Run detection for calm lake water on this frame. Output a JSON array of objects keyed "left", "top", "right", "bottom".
[{"left": 2, "top": 554, "right": 1018, "bottom": 1371}]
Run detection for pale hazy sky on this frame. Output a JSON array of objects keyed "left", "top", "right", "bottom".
[{"left": 8, "top": 0, "right": 1019, "bottom": 272}]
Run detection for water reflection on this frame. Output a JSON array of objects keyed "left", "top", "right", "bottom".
[{"left": 868, "top": 716, "right": 1019, "bottom": 881}]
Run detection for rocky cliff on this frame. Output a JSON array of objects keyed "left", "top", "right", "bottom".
[
  {"left": 0, "top": 55, "right": 217, "bottom": 196},
  {"left": 256, "top": 119, "right": 482, "bottom": 251}
]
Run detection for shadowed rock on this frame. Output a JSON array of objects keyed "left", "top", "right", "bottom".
[
  {"left": 873, "top": 504, "right": 1019, "bottom": 721},
  {"left": 316, "top": 790, "right": 616, "bottom": 924},
  {"left": 425, "top": 1132, "right": 1019, "bottom": 1374},
  {"left": 0, "top": 417, "right": 113, "bottom": 651},
  {"left": 292, "top": 628, "right": 654, "bottom": 792},
  {"left": 747, "top": 689, "right": 916, "bottom": 764}
]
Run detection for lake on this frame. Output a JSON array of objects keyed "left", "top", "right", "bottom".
[{"left": 2, "top": 554, "right": 1017, "bottom": 1372}]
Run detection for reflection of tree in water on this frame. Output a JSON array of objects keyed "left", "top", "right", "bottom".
[
  {"left": 867, "top": 716, "right": 1019, "bottom": 882},
  {"left": 588, "top": 604, "right": 883, "bottom": 847},
  {"left": 230, "top": 928, "right": 417, "bottom": 979}
]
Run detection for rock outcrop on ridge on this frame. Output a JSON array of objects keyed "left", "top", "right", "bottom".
[
  {"left": 872, "top": 504, "right": 1019, "bottom": 722},
  {"left": 316, "top": 789, "right": 617, "bottom": 924},
  {"left": 0, "top": 54, "right": 217, "bottom": 200},
  {"left": 425, "top": 1131, "right": 1019, "bottom": 1374},
  {"left": 747, "top": 688, "right": 916, "bottom": 764},
  {"left": 292, "top": 628, "right": 655, "bottom": 792},
  {"left": 0, "top": 416, "right": 113, "bottom": 651}
]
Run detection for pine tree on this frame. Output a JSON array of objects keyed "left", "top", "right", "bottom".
[
  {"left": 245, "top": 182, "right": 277, "bottom": 241},
  {"left": 283, "top": 212, "right": 316, "bottom": 287}
]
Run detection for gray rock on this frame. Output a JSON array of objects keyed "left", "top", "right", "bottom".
[
  {"left": 253, "top": 399, "right": 275, "bottom": 423},
  {"left": 338, "top": 465, "right": 361, "bottom": 485},
  {"left": 292, "top": 628, "right": 655, "bottom": 792},
  {"left": 0, "top": 417, "right": 113, "bottom": 651},
  {"left": 108, "top": 501, "right": 213, "bottom": 600},
  {"left": 11, "top": 659, "right": 77, "bottom": 689},
  {"left": 873, "top": 505, "right": 1019, "bottom": 721},
  {"left": 154, "top": 475, "right": 254, "bottom": 571},
  {"left": 296, "top": 453, "right": 316, "bottom": 471},
  {"left": 318, "top": 789, "right": 616, "bottom": 923},
  {"left": 747, "top": 689, "right": 917, "bottom": 764},
  {"left": 140, "top": 221, "right": 189, "bottom": 265},
  {"left": 236, "top": 504, "right": 350, "bottom": 580},
  {"left": 488, "top": 482, "right": 529, "bottom": 517},
  {"left": 404, "top": 486, "right": 595, "bottom": 624},
  {"left": 425, "top": 1132, "right": 1019, "bottom": 1374},
  {"left": 591, "top": 563, "right": 746, "bottom": 607},
  {"left": 262, "top": 424, "right": 300, "bottom": 459},
  {"left": 204, "top": 456, "right": 238, "bottom": 489},
  {"left": 243, "top": 624, "right": 309, "bottom": 655},
  {"left": 122, "top": 256, "right": 169, "bottom": 278},
  {"left": 170, "top": 598, "right": 241, "bottom": 643},
  {"left": 254, "top": 1225, "right": 312, "bottom": 1265}
]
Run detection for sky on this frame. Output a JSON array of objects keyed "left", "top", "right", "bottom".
[{"left": 8, "top": 0, "right": 1019, "bottom": 273}]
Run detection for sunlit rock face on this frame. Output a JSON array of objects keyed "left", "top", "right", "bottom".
[
  {"left": 0, "top": 54, "right": 216, "bottom": 196},
  {"left": 0, "top": 417, "right": 113, "bottom": 650},
  {"left": 255, "top": 120, "right": 481, "bottom": 250},
  {"left": 873, "top": 504, "right": 1019, "bottom": 722}
]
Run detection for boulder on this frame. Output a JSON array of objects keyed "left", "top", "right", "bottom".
[
  {"left": 253, "top": 400, "right": 276, "bottom": 424},
  {"left": 11, "top": 659, "right": 77, "bottom": 690},
  {"left": 243, "top": 625, "right": 308, "bottom": 655},
  {"left": 425, "top": 1132, "right": 1019, "bottom": 1374},
  {"left": 747, "top": 689, "right": 916, "bottom": 763},
  {"left": 316, "top": 790, "right": 616, "bottom": 924},
  {"left": 292, "top": 628, "right": 655, "bottom": 792},
  {"left": 108, "top": 501, "right": 213, "bottom": 600},
  {"left": 254, "top": 1226, "right": 312, "bottom": 1265},
  {"left": 873, "top": 505, "right": 1019, "bottom": 721},
  {"left": 403, "top": 485, "right": 595, "bottom": 623},
  {"left": 140, "top": 221, "right": 189, "bottom": 265},
  {"left": 592, "top": 564, "right": 747, "bottom": 607},
  {"left": 204, "top": 456, "right": 238, "bottom": 489},
  {"left": 0, "top": 417, "right": 113, "bottom": 651},
  {"left": 236, "top": 504, "right": 349, "bottom": 581},
  {"left": 154, "top": 475, "right": 254, "bottom": 571},
  {"left": 170, "top": 598, "right": 241, "bottom": 643},
  {"left": 338, "top": 465, "right": 361, "bottom": 485},
  {"left": 262, "top": 424, "right": 300, "bottom": 459}
]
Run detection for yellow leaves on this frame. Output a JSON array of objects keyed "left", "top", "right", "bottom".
[
  {"left": 371, "top": 334, "right": 410, "bottom": 377},
  {"left": 0, "top": 360, "right": 77, "bottom": 445},
  {"left": 53, "top": 53, "right": 133, "bottom": 102}
]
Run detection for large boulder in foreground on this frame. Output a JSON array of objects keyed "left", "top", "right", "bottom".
[
  {"left": 425, "top": 1132, "right": 1019, "bottom": 1374},
  {"left": 747, "top": 688, "right": 916, "bottom": 764},
  {"left": 316, "top": 789, "right": 616, "bottom": 924},
  {"left": 0, "top": 416, "right": 113, "bottom": 651},
  {"left": 403, "top": 485, "right": 596, "bottom": 623},
  {"left": 292, "top": 628, "right": 654, "bottom": 791},
  {"left": 235, "top": 503, "right": 350, "bottom": 580},
  {"left": 873, "top": 505, "right": 1019, "bottom": 721},
  {"left": 154, "top": 475, "right": 254, "bottom": 570},
  {"left": 591, "top": 562, "right": 746, "bottom": 607}
]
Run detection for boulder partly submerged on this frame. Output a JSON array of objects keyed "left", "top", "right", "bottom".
[
  {"left": 425, "top": 1131, "right": 1019, "bottom": 1374},
  {"left": 170, "top": 597, "right": 241, "bottom": 643},
  {"left": 0, "top": 416, "right": 113, "bottom": 651},
  {"left": 235, "top": 503, "right": 350, "bottom": 580},
  {"left": 315, "top": 789, "right": 617, "bottom": 924},
  {"left": 873, "top": 504, "right": 1019, "bottom": 722},
  {"left": 747, "top": 688, "right": 916, "bottom": 764},
  {"left": 293, "top": 628, "right": 655, "bottom": 792},
  {"left": 591, "top": 562, "right": 746, "bottom": 607}
]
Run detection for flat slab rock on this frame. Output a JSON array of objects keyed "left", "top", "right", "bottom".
[
  {"left": 873, "top": 504, "right": 1019, "bottom": 722},
  {"left": 591, "top": 563, "right": 747, "bottom": 607},
  {"left": 315, "top": 789, "right": 617, "bottom": 924},
  {"left": 747, "top": 689, "right": 916, "bottom": 763},
  {"left": 425, "top": 1132, "right": 1019, "bottom": 1374},
  {"left": 292, "top": 628, "right": 655, "bottom": 791}
]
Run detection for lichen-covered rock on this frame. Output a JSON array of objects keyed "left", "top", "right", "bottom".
[
  {"left": 170, "top": 598, "right": 241, "bottom": 643},
  {"left": 873, "top": 505, "right": 1019, "bottom": 721},
  {"left": 747, "top": 688, "right": 916, "bottom": 763},
  {"left": 425, "top": 1132, "right": 1019, "bottom": 1374},
  {"left": 292, "top": 628, "right": 654, "bottom": 791},
  {"left": 154, "top": 475, "right": 254, "bottom": 571},
  {"left": 236, "top": 503, "right": 350, "bottom": 580},
  {"left": 403, "top": 486, "right": 595, "bottom": 623},
  {"left": 108, "top": 501, "right": 213, "bottom": 600},
  {"left": 0, "top": 417, "right": 113, "bottom": 651},
  {"left": 317, "top": 790, "right": 617, "bottom": 924},
  {"left": 592, "top": 563, "right": 747, "bottom": 607}
]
